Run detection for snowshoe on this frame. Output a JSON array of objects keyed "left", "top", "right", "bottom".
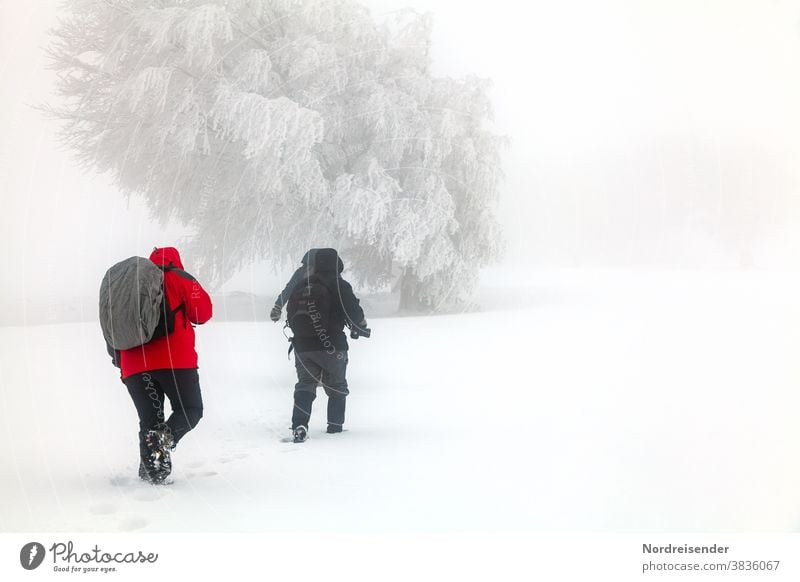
[
  {"left": 293, "top": 425, "right": 308, "bottom": 443},
  {"left": 142, "top": 429, "right": 174, "bottom": 483}
]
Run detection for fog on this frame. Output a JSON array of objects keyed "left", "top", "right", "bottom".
[{"left": 2, "top": 0, "right": 800, "bottom": 323}]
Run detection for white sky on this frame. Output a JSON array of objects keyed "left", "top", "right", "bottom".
[{"left": 1, "top": 0, "right": 800, "bottom": 311}]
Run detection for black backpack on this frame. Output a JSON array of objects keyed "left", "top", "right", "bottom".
[{"left": 286, "top": 276, "right": 333, "bottom": 339}]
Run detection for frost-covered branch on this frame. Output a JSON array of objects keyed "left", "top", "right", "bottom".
[{"left": 46, "top": 0, "right": 505, "bottom": 309}]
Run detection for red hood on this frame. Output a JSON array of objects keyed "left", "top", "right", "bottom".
[{"left": 149, "top": 247, "right": 184, "bottom": 270}]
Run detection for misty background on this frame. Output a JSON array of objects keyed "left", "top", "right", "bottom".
[{"left": 2, "top": 0, "right": 800, "bottom": 324}]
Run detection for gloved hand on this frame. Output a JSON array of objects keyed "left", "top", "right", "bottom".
[
  {"left": 269, "top": 304, "right": 282, "bottom": 322},
  {"left": 350, "top": 320, "right": 371, "bottom": 339}
]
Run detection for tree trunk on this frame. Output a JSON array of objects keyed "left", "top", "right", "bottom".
[{"left": 397, "top": 270, "right": 425, "bottom": 313}]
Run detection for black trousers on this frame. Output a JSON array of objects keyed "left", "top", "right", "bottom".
[
  {"left": 292, "top": 350, "right": 349, "bottom": 429},
  {"left": 123, "top": 368, "right": 203, "bottom": 459}
]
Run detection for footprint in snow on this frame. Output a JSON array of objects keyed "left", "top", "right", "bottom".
[
  {"left": 218, "top": 453, "right": 248, "bottom": 463},
  {"left": 186, "top": 471, "right": 218, "bottom": 479},
  {"left": 132, "top": 487, "right": 165, "bottom": 502},
  {"left": 109, "top": 475, "right": 133, "bottom": 487},
  {"left": 88, "top": 502, "right": 118, "bottom": 516},
  {"left": 118, "top": 517, "right": 149, "bottom": 532}
]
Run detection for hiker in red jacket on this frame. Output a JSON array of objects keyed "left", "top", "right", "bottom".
[{"left": 112, "top": 247, "right": 212, "bottom": 483}]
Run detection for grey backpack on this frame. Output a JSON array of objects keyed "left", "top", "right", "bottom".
[{"left": 99, "top": 257, "right": 165, "bottom": 350}]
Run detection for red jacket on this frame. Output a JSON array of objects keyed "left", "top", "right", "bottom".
[{"left": 119, "top": 247, "right": 213, "bottom": 379}]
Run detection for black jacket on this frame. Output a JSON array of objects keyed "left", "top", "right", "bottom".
[
  {"left": 274, "top": 248, "right": 344, "bottom": 307},
  {"left": 279, "top": 249, "right": 365, "bottom": 353}
]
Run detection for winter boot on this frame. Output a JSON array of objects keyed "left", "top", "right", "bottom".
[
  {"left": 139, "top": 454, "right": 165, "bottom": 484},
  {"left": 293, "top": 425, "right": 308, "bottom": 443},
  {"left": 142, "top": 429, "right": 174, "bottom": 483},
  {"left": 326, "top": 424, "right": 342, "bottom": 434},
  {"left": 138, "top": 460, "right": 149, "bottom": 481}
]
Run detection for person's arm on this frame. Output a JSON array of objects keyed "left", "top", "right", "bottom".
[
  {"left": 172, "top": 269, "right": 213, "bottom": 324},
  {"left": 336, "top": 278, "right": 366, "bottom": 331},
  {"left": 275, "top": 267, "right": 307, "bottom": 308},
  {"left": 271, "top": 266, "right": 309, "bottom": 321}
]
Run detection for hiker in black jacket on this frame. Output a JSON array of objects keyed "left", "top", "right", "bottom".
[
  {"left": 270, "top": 248, "right": 369, "bottom": 442},
  {"left": 270, "top": 249, "right": 343, "bottom": 317}
]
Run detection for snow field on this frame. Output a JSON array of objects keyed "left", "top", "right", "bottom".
[{"left": 0, "top": 270, "right": 798, "bottom": 532}]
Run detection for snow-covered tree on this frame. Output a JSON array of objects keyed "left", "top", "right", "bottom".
[{"left": 46, "top": 0, "right": 505, "bottom": 310}]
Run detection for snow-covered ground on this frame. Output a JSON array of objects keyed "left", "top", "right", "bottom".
[{"left": 1, "top": 270, "right": 799, "bottom": 532}]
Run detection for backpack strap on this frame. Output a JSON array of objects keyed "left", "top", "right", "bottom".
[
  {"left": 283, "top": 321, "right": 294, "bottom": 359},
  {"left": 158, "top": 265, "right": 188, "bottom": 327},
  {"left": 174, "top": 302, "right": 188, "bottom": 327}
]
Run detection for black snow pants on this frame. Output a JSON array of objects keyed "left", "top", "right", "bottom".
[
  {"left": 292, "top": 350, "right": 349, "bottom": 430},
  {"left": 123, "top": 368, "right": 204, "bottom": 460}
]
